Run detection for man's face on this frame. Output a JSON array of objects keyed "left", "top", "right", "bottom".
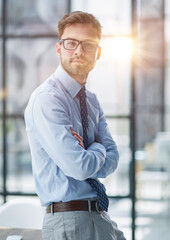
[{"left": 56, "top": 23, "right": 101, "bottom": 84}]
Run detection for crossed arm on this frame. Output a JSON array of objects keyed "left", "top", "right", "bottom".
[
  {"left": 71, "top": 128, "right": 85, "bottom": 149},
  {"left": 31, "top": 92, "right": 119, "bottom": 180},
  {"left": 70, "top": 126, "right": 119, "bottom": 179}
]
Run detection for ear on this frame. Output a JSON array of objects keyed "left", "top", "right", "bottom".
[
  {"left": 56, "top": 43, "right": 61, "bottom": 56},
  {"left": 97, "top": 46, "right": 101, "bottom": 60}
]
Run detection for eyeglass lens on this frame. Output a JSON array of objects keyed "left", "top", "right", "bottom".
[{"left": 63, "top": 39, "right": 98, "bottom": 51}]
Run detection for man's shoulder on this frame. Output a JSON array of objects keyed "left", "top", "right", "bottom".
[
  {"left": 33, "top": 73, "right": 62, "bottom": 96},
  {"left": 86, "top": 89, "right": 97, "bottom": 101},
  {"left": 26, "top": 75, "right": 65, "bottom": 112}
]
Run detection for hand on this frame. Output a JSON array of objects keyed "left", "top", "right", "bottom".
[{"left": 71, "top": 128, "right": 85, "bottom": 149}]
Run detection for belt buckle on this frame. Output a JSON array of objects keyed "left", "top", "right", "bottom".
[{"left": 95, "top": 201, "right": 103, "bottom": 213}]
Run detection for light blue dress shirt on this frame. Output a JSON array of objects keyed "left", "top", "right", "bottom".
[{"left": 24, "top": 66, "right": 119, "bottom": 206}]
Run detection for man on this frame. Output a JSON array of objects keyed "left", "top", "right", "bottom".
[{"left": 25, "top": 11, "right": 126, "bottom": 240}]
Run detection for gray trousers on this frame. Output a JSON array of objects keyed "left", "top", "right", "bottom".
[{"left": 42, "top": 211, "right": 126, "bottom": 240}]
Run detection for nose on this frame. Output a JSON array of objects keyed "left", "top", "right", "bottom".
[{"left": 74, "top": 43, "right": 84, "bottom": 56}]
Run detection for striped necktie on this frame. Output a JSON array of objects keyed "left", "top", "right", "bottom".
[
  {"left": 78, "top": 87, "right": 109, "bottom": 212},
  {"left": 78, "top": 86, "right": 89, "bottom": 149}
]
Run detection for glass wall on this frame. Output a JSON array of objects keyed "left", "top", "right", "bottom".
[
  {"left": 6, "top": 38, "right": 59, "bottom": 115},
  {"left": 165, "top": 0, "right": 170, "bottom": 130},
  {"left": 1, "top": 1, "right": 170, "bottom": 239},
  {"left": 72, "top": 0, "right": 132, "bottom": 195},
  {"left": 0, "top": 0, "right": 3, "bottom": 196},
  {"left": 71, "top": 0, "right": 132, "bottom": 239},
  {"left": 0, "top": 0, "right": 1, "bottom": 32},
  {"left": 1, "top": 0, "right": 133, "bottom": 238},
  {"left": 0, "top": 0, "right": 69, "bottom": 197},
  {"left": 0, "top": 117, "right": 2, "bottom": 194},
  {"left": 72, "top": 1, "right": 170, "bottom": 239},
  {"left": 6, "top": 0, "right": 67, "bottom": 35},
  {"left": 134, "top": 1, "right": 170, "bottom": 240}
]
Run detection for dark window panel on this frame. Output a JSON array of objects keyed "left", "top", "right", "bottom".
[
  {"left": 6, "top": 0, "right": 69, "bottom": 35},
  {"left": 0, "top": 39, "right": 2, "bottom": 113},
  {"left": 0, "top": 0, "right": 2, "bottom": 33},
  {"left": 6, "top": 38, "right": 59, "bottom": 115},
  {"left": 139, "top": 0, "right": 164, "bottom": 19},
  {"left": 6, "top": 118, "right": 35, "bottom": 192},
  {"left": 101, "top": 118, "right": 131, "bottom": 196},
  {"left": 165, "top": 65, "right": 170, "bottom": 132},
  {"left": 0, "top": 119, "right": 2, "bottom": 192}
]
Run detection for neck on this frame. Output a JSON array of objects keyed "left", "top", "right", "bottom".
[
  {"left": 66, "top": 70, "right": 88, "bottom": 85},
  {"left": 67, "top": 71, "right": 88, "bottom": 85},
  {"left": 75, "top": 75, "right": 87, "bottom": 85},
  {"left": 60, "top": 65, "right": 88, "bottom": 85}
]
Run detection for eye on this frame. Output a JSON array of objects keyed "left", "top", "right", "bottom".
[
  {"left": 66, "top": 40, "right": 77, "bottom": 48},
  {"left": 83, "top": 42, "right": 97, "bottom": 51}
]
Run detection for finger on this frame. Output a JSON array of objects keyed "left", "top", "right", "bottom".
[
  {"left": 79, "top": 141, "right": 85, "bottom": 149},
  {"left": 73, "top": 134, "right": 81, "bottom": 142},
  {"left": 72, "top": 133, "right": 85, "bottom": 148},
  {"left": 71, "top": 130, "right": 83, "bottom": 142}
]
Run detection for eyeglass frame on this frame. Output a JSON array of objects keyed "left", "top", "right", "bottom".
[{"left": 59, "top": 38, "right": 100, "bottom": 52}]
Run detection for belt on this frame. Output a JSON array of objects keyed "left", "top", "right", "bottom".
[{"left": 46, "top": 200, "right": 103, "bottom": 213}]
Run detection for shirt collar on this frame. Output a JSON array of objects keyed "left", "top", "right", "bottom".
[{"left": 54, "top": 65, "right": 85, "bottom": 98}]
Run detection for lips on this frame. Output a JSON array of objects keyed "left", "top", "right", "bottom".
[{"left": 71, "top": 58, "right": 86, "bottom": 64}]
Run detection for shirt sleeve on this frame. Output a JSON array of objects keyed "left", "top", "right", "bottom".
[
  {"left": 31, "top": 91, "right": 106, "bottom": 181},
  {"left": 89, "top": 95, "right": 119, "bottom": 179}
]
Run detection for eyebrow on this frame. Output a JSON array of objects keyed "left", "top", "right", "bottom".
[{"left": 64, "top": 38, "right": 99, "bottom": 44}]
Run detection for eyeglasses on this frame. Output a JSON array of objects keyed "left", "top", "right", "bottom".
[{"left": 59, "top": 39, "right": 99, "bottom": 52}]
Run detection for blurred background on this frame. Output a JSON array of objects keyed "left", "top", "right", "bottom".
[{"left": 0, "top": 0, "right": 170, "bottom": 239}]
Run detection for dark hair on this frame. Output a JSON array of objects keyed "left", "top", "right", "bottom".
[{"left": 57, "top": 11, "right": 102, "bottom": 40}]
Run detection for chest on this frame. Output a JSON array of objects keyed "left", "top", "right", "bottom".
[{"left": 68, "top": 96, "right": 100, "bottom": 143}]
